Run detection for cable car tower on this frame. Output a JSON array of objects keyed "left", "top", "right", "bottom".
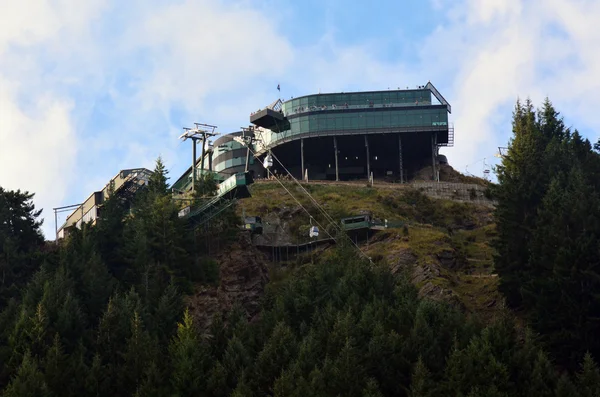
[
  {"left": 483, "top": 158, "right": 491, "bottom": 181},
  {"left": 179, "top": 123, "right": 219, "bottom": 192},
  {"left": 495, "top": 146, "right": 508, "bottom": 159}
]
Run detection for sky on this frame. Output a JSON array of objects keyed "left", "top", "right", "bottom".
[{"left": 1, "top": 0, "right": 600, "bottom": 239}]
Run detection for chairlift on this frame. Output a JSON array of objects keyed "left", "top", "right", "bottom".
[
  {"left": 263, "top": 153, "right": 273, "bottom": 168},
  {"left": 309, "top": 226, "right": 319, "bottom": 238}
]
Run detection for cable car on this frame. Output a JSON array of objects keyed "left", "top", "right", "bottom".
[
  {"left": 309, "top": 226, "right": 319, "bottom": 238},
  {"left": 263, "top": 154, "right": 273, "bottom": 168}
]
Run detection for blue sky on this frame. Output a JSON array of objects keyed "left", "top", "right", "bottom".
[{"left": 1, "top": 0, "right": 599, "bottom": 238}]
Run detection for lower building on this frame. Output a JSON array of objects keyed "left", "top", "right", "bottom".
[{"left": 57, "top": 168, "right": 152, "bottom": 239}]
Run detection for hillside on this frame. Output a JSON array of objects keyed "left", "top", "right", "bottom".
[{"left": 235, "top": 181, "right": 500, "bottom": 321}]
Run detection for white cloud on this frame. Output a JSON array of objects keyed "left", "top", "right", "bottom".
[
  {"left": 417, "top": 0, "right": 600, "bottom": 175},
  {"left": 2, "top": 0, "right": 600, "bottom": 239},
  {"left": 0, "top": 78, "right": 77, "bottom": 238},
  {"left": 121, "top": 0, "right": 294, "bottom": 113},
  {"left": 0, "top": 0, "right": 105, "bottom": 238}
]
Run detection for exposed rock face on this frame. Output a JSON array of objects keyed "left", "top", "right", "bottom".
[
  {"left": 418, "top": 281, "right": 464, "bottom": 310},
  {"left": 388, "top": 247, "right": 417, "bottom": 275},
  {"left": 252, "top": 212, "right": 295, "bottom": 246},
  {"left": 186, "top": 233, "right": 269, "bottom": 332},
  {"left": 437, "top": 249, "right": 458, "bottom": 270},
  {"left": 411, "top": 262, "right": 441, "bottom": 285}
]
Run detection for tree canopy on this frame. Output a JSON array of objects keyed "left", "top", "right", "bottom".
[{"left": 494, "top": 98, "right": 600, "bottom": 369}]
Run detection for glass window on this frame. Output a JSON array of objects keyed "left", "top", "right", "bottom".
[{"left": 327, "top": 117, "right": 336, "bottom": 130}]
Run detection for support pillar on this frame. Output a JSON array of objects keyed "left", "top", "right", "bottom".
[
  {"left": 431, "top": 132, "right": 437, "bottom": 182},
  {"left": 365, "top": 135, "right": 370, "bottom": 180},
  {"left": 398, "top": 134, "right": 404, "bottom": 183},
  {"left": 301, "top": 138, "right": 305, "bottom": 181},
  {"left": 54, "top": 209, "right": 58, "bottom": 243},
  {"left": 333, "top": 136, "right": 339, "bottom": 181},
  {"left": 200, "top": 133, "right": 206, "bottom": 178},
  {"left": 192, "top": 138, "right": 197, "bottom": 192},
  {"left": 245, "top": 146, "right": 250, "bottom": 172},
  {"left": 208, "top": 151, "right": 213, "bottom": 172}
]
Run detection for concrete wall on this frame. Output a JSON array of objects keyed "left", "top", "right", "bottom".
[{"left": 412, "top": 182, "right": 496, "bottom": 206}]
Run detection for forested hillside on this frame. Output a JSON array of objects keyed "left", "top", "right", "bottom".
[{"left": 1, "top": 100, "right": 600, "bottom": 396}]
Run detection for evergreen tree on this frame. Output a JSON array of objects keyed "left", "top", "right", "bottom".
[
  {"left": 410, "top": 356, "right": 433, "bottom": 397},
  {"left": 148, "top": 156, "right": 170, "bottom": 196},
  {"left": 494, "top": 99, "right": 547, "bottom": 307},
  {"left": 3, "top": 351, "right": 48, "bottom": 397},
  {"left": 526, "top": 350, "right": 555, "bottom": 397},
  {"left": 42, "top": 334, "right": 71, "bottom": 396},
  {"left": 362, "top": 378, "right": 384, "bottom": 397},
  {"left": 169, "top": 309, "right": 205, "bottom": 396},
  {"left": 0, "top": 187, "right": 44, "bottom": 305},
  {"left": 494, "top": 98, "right": 600, "bottom": 368},
  {"left": 555, "top": 373, "right": 580, "bottom": 397},
  {"left": 120, "top": 312, "right": 156, "bottom": 395},
  {"left": 577, "top": 353, "right": 600, "bottom": 397}
]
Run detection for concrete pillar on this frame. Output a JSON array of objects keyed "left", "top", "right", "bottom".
[
  {"left": 301, "top": 138, "right": 305, "bottom": 180},
  {"left": 333, "top": 136, "right": 339, "bottom": 181},
  {"left": 208, "top": 150, "right": 213, "bottom": 172},
  {"left": 365, "top": 135, "right": 371, "bottom": 180},
  {"left": 398, "top": 134, "right": 404, "bottom": 183}
]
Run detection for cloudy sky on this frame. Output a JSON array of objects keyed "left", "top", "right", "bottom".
[{"left": 1, "top": 0, "right": 599, "bottom": 238}]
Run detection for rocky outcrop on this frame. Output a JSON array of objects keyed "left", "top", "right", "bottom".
[
  {"left": 418, "top": 281, "right": 464, "bottom": 310},
  {"left": 186, "top": 233, "right": 269, "bottom": 332},
  {"left": 252, "top": 211, "right": 296, "bottom": 246},
  {"left": 388, "top": 247, "right": 417, "bottom": 275}
]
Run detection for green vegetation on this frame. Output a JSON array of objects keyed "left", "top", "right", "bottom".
[
  {"left": 494, "top": 98, "right": 600, "bottom": 369},
  {"left": 1, "top": 97, "right": 600, "bottom": 395}
]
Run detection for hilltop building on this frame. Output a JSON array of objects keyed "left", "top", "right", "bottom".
[{"left": 175, "top": 82, "right": 452, "bottom": 190}]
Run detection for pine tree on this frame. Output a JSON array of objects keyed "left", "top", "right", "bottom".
[
  {"left": 95, "top": 187, "right": 128, "bottom": 279},
  {"left": 120, "top": 312, "right": 156, "bottom": 394},
  {"left": 42, "top": 333, "right": 74, "bottom": 396},
  {"left": 3, "top": 351, "right": 48, "bottom": 397},
  {"left": 577, "top": 352, "right": 600, "bottom": 397},
  {"left": 362, "top": 378, "right": 384, "bottom": 397},
  {"left": 0, "top": 187, "right": 44, "bottom": 306},
  {"left": 526, "top": 350, "right": 555, "bottom": 397},
  {"left": 0, "top": 187, "right": 44, "bottom": 250},
  {"left": 153, "top": 282, "right": 183, "bottom": 343},
  {"left": 148, "top": 156, "right": 170, "bottom": 196},
  {"left": 254, "top": 322, "right": 297, "bottom": 393},
  {"left": 410, "top": 356, "right": 433, "bottom": 397},
  {"left": 207, "top": 361, "right": 229, "bottom": 397},
  {"left": 555, "top": 373, "right": 580, "bottom": 397},
  {"left": 169, "top": 308, "right": 205, "bottom": 396},
  {"left": 85, "top": 354, "right": 109, "bottom": 397},
  {"left": 493, "top": 99, "right": 547, "bottom": 307}
]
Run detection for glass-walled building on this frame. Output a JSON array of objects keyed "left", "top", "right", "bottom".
[
  {"left": 177, "top": 82, "right": 453, "bottom": 185},
  {"left": 246, "top": 82, "right": 452, "bottom": 182}
]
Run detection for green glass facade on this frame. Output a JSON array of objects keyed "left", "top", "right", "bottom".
[
  {"left": 212, "top": 133, "right": 255, "bottom": 174},
  {"left": 183, "top": 85, "right": 453, "bottom": 182},
  {"left": 282, "top": 89, "right": 433, "bottom": 112}
]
